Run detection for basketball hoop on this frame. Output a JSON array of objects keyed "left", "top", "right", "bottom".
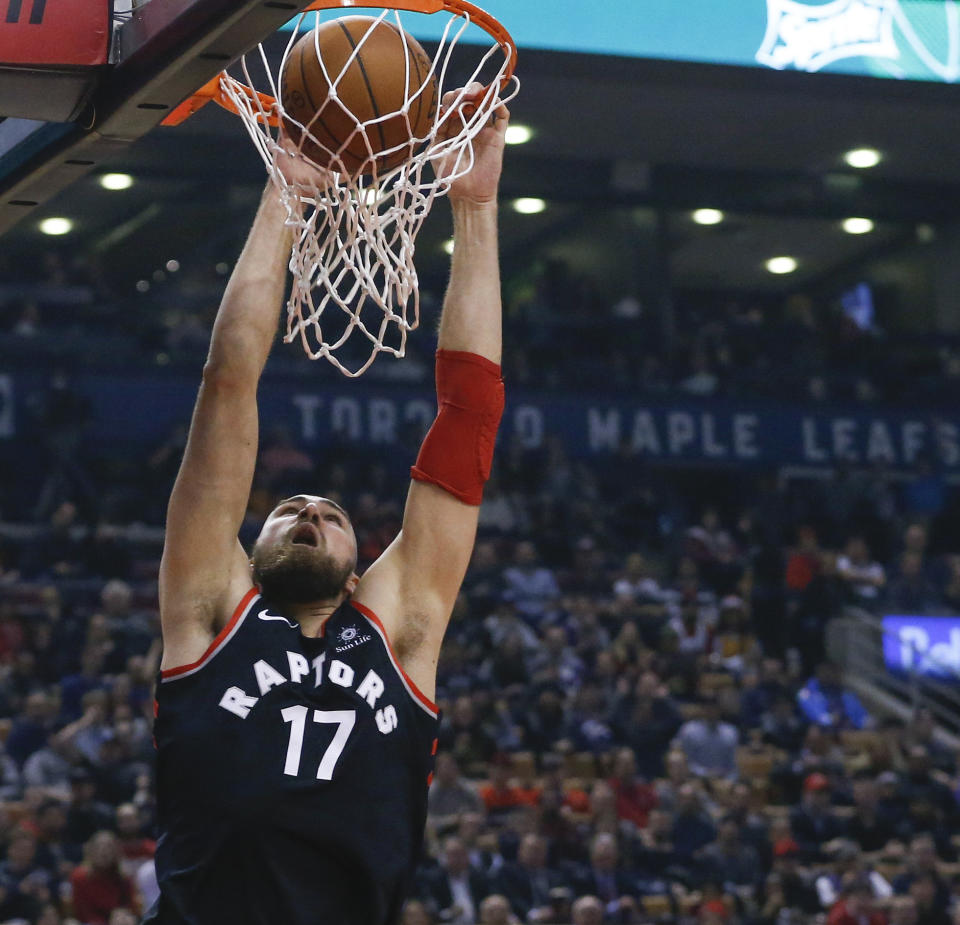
[{"left": 163, "top": 0, "right": 518, "bottom": 376}]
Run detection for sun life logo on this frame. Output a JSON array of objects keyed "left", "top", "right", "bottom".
[{"left": 335, "top": 624, "right": 372, "bottom": 653}]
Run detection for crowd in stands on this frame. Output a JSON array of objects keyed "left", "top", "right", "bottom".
[
  {"left": 3, "top": 246, "right": 960, "bottom": 923},
  {"left": 2, "top": 249, "right": 960, "bottom": 406},
  {"left": 0, "top": 381, "right": 958, "bottom": 924}
]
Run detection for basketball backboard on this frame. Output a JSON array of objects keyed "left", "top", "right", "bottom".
[{"left": 0, "top": 0, "right": 317, "bottom": 235}]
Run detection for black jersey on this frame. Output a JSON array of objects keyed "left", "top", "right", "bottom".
[{"left": 144, "top": 588, "right": 439, "bottom": 925}]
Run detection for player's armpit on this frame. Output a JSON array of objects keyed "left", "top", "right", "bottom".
[{"left": 352, "top": 480, "right": 479, "bottom": 681}]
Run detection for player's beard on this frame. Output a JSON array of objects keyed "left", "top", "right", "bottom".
[{"left": 251, "top": 540, "right": 355, "bottom": 604}]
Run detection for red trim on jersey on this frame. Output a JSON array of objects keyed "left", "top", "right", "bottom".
[
  {"left": 348, "top": 600, "right": 439, "bottom": 716},
  {"left": 160, "top": 587, "right": 258, "bottom": 679},
  {"left": 431, "top": 738, "right": 438, "bottom": 756}
]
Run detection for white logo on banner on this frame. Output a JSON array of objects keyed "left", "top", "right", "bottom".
[
  {"left": 0, "top": 376, "right": 12, "bottom": 438},
  {"left": 756, "top": 0, "right": 960, "bottom": 81}
]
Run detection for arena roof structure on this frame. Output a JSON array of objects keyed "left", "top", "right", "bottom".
[{"left": 0, "top": 0, "right": 959, "bottom": 295}]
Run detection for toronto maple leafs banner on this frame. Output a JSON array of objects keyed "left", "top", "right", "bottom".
[
  {"left": 6, "top": 369, "right": 960, "bottom": 474},
  {"left": 294, "top": 0, "right": 959, "bottom": 83}
]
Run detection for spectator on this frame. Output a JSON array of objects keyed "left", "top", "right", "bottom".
[
  {"left": 771, "top": 839, "right": 820, "bottom": 915},
  {"left": 786, "top": 526, "right": 822, "bottom": 594},
  {"left": 570, "top": 894, "right": 604, "bottom": 925},
  {"left": 23, "top": 732, "right": 74, "bottom": 801},
  {"left": 428, "top": 754, "right": 484, "bottom": 834},
  {"left": 613, "top": 674, "right": 683, "bottom": 779},
  {"left": 668, "top": 598, "right": 712, "bottom": 657},
  {"left": 59, "top": 648, "right": 110, "bottom": 723},
  {"left": 402, "top": 899, "right": 435, "bottom": 925},
  {"left": 65, "top": 768, "right": 115, "bottom": 854},
  {"left": 846, "top": 772, "right": 901, "bottom": 852},
  {"left": 607, "top": 747, "right": 657, "bottom": 829},
  {"left": 478, "top": 893, "right": 517, "bottom": 925},
  {"left": 886, "top": 552, "right": 940, "bottom": 614},
  {"left": 493, "top": 834, "right": 564, "bottom": 923},
  {"left": 522, "top": 688, "right": 570, "bottom": 754},
  {"left": 502, "top": 542, "right": 561, "bottom": 626},
  {"left": 761, "top": 694, "right": 807, "bottom": 753},
  {"left": 836, "top": 537, "right": 886, "bottom": 604},
  {"left": 0, "top": 738, "right": 21, "bottom": 800},
  {"left": 69, "top": 830, "right": 137, "bottom": 925},
  {"left": 530, "top": 626, "right": 584, "bottom": 689},
  {"left": 740, "top": 659, "right": 789, "bottom": 728},
  {"left": 421, "top": 836, "right": 490, "bottom": 924},
  {"left": 115, "top": 803, "right": 155, "bottom": 880},
  {"left": 613, "top": 553, "right": 666, "bottom": 607},
  {"left": 888, "top": 896, "right": 918, "bottom": 925},
  {"left": 815, "top": 840, "right": 892, "bottom": 909},
  {"left": 30, "top": 799, "right": 72, "bottom": 876},
  {"left": 797, "top": 662, "right": 870, "bottom": 731},
  {"left": 675, "top": 700, "right": 739, "bottom": 779},
  {"left": 7, "top": 690, "right": 58, "bottom": 766},
  {"left": 671, "top": 783, "right": 717, "bottom": 863},
  {"left": 700, "top": 815, "right": 761, "bottom": 891},
  {"left": 908, "top": 873, "right": 950, "bottom": 925},
  {"left": 572, "top": 833, "right": 641, "bottom": 922},
  {"left": 0, "top": 829, "right": 56, "bottom": 922},
  {"left": 892, "top": 836, "right": 950, "bottom": 913},
  {"left": 480, "top": 755, "right": 534, "bottom": 822},
  {"left": 790, "top": 773, "right": 846, "bottom": 860},
  {"left": 439, "top": 696, "right": 498, "bottom": 773},
  {"left": 826, "top": 875, "right": 887, "bottom": 925}
]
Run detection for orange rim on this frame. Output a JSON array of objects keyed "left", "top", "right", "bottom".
[{"left": 161, "top": 0, "right": 516, "bottom": 127}]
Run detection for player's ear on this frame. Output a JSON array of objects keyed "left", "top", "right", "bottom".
[{"left": 345, "top": 572, "right": 360, "bottom": 596}]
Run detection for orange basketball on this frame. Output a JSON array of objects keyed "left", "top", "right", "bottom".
[{"left": 280, "top": 16, "right": 439, "bottom": 176}]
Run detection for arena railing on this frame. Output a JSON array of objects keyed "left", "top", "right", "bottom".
[{"left": 827, "top": 606, "right": 960, "bottom": 747}]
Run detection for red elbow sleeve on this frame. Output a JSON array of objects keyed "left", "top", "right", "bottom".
[{"left": 411, "top": 349, "right": 505, "bottom": 505}]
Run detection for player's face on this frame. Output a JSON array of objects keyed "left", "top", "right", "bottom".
[{"left": 252, "top": 495, "right": 358, "bottom": 603}]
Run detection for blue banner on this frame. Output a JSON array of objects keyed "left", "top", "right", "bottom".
[
  {"left": 882, "top": 615, "right": 960, "bottom": 679},
  {"left": 5, "top": 370, "right": 960, "bottom": 473}
]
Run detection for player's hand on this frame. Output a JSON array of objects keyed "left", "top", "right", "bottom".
[
  {"left": 433, "top": 82, "right": 509, "bottom": 205},
  {"left": 274, "top": 127, "right": 336, "bottom": 193}
]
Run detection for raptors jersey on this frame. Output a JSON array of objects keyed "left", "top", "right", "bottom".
[{"left": 144, "top": 588, "right": 439, "bottom": 925}]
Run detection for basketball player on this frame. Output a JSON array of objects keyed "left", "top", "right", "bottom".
[{"left": 144, "top": 86, "right": 509, "bottom": 925}]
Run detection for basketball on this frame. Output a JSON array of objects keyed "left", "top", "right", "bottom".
[{"left": 280, "top": 16, "right": 439, "bottom": 176}]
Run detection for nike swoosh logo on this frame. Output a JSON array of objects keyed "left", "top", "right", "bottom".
[{"left": 258, "top": 609, "right": 298, "bottom": 628}]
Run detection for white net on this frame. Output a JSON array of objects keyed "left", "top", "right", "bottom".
[{"left": 219, "top": 5, "right": 519, "bottom": 376}]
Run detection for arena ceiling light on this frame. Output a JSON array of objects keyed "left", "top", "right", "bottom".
[
  {"left": 442, "top": 238, "right": 455, "bottom": 255},
  {"left": 766, "top": 256, "right": 798, "bottom": 275},
  {"left": 513, "top": 197, "right": 546, "bottom": 214},
  {"left": 844, "top": 148, "right": 882, "bottom": 169},
  {"left": 504, "top": 124, "right": 534, "bottom": 145},
  {"left": 38, "top": 217, "right": 73, "bottom": 236},
  {"left": 842, "top": 217, "right": 875, "bottom": 235},
  {"left": 100, "top": 172, "right": 134, "bottom": 190},
  {"left": 692, "top": 208, "right": 724, "bottom": 225}
]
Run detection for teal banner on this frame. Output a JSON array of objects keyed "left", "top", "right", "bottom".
[{"left": 283, "top": 1, "right": 960, "bottom": 83}]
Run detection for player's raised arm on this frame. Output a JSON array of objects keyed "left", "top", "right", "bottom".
[
  {"left": 353, "top": 87, "right": 508, "bottom": 693},
  {"left": 158, "top": 182, "right": 292, "bottom": 667}
]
